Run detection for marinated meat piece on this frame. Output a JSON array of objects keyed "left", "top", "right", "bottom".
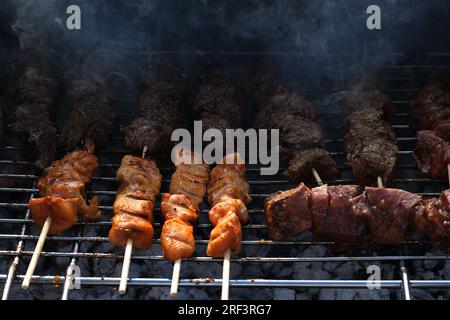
[
  {"left": 160, "top": 149, "right": 209, "bottom": 261},
  {"left": 412, "top": 82, "right": 450, "bottom": 130},
  {"left": 283, "top": 148, "right": 338, "bottom": 182},
  {"left": 265, "top": 183, "right": 312, "bottom": 240},
  {"left": 358, "top": 187, "right": 421, "bottom": 244},
  {"left": 160, "top": 218, "right": 195, "bottom": 261},
  {"left": 310, "top": 185, "right": 366, "bottom": 242},
  {"left": 28, "top": 142, "right": 99, "bottom": 234},
  {"left": 123, "top": 117, "right": 173, "bottom": 154},
  {"left": 194, "top": 70, "right": 245, "bottom": 128},
  {"left": 206, "top": 153, "right": 250, "bottom": 257},
  {"left": 109, "top": 156, "right": 162, "bottom": 250},
  {"left": 348, "top": 138, "right": 398, "bottom": 186},
  {"left": 200, "top": 113, "right": 232, "bottom": 135},
  {"left": 414, "top": 130, "right": 450, "bottom": 180},
  {"left": 12, "top": 51, "right": 58, "bottom": 168},
  {"left": 60, "top": 80, "right": 114, "bottom": 149},
  {"left": 124, "top": 62, "right": 184, "bottom": 155},
  {"left": 341, "top": 88, "right": 394, "bottom": 118}
]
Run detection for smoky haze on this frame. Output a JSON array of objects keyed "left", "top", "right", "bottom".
[{"left": 3, "top": 0, "right": 450, "bottom": 93}]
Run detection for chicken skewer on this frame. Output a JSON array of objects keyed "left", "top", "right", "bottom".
[
  {"left": 22, "top": 140, "right": 100, "bottom": 289},
  {"left": 159, "top": 147, "right": 209, "bottom": 296},
  {"left": 118, "top": 146, "right": 147, "bottom": 294},
  {"left": 109, "top": 146, "right": 162, "bottom": 295},
  {"left": 206, "top": 153, "right": 251, "bottom": 300}
]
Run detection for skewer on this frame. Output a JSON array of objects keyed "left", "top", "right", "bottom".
[
  {"left": 377, "top": 176, "right": 383, "bottom": 188},
  {"left": 118, "top": 146, "right": 148, "bottom": 295},
  {"left": 221, "top": 249, "right": 231, "bottom": 300},
  {"left": 170, "top": 259, "right": 181, "bottom": 296},
  {"left": 22, "top": 216, "right": 52, "bottom": 289}
]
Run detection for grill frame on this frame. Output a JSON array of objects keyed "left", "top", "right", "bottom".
[{"left": 1, "top": 56, "right": 450, "bottom": 300}]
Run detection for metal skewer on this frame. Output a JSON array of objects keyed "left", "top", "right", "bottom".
[{"left": 118, "top": 146, "right": 148, "bottom": 295}]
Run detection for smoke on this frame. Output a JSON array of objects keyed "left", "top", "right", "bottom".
[{"left": 4, "top": 0, "right": 450, "bottom": 91}]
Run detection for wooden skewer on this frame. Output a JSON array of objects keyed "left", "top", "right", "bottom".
[
  {"left": 118, "top": 146, "right": 148, "bottom": 295},
  {"left": 447, "top": 164, "right": 450, "bottom": 188},
  {"left": 377, "top": 176, "right": 383, "bottom": 188},
  {"left": 221, "top": 249, "right": 231, "bottom": 300},
  {"left": 170, "top": 259, "right": 181, "bottom": 296},
  {"left": 22, "top": 216, "right": 52, "bottom": 289}
]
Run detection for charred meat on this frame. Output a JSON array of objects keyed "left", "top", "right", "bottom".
[{"left": 414, "top": 130, "right": 450, "bottom": 180}]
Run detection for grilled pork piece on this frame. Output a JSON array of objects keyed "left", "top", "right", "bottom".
[
  {"left": 160, "top": 149, "right": 210, "bottom": 261},
  {"left": 412, "top": 82, "right": 450, "bottom": 140},
  {"left": 60, "top": 79, "right": 114, "bottom": 149},
  {"left": 12, "top": 50, "right": 58, "bottom": 168},
  {"left": 123, "top": 63, "right": 184, "bottom": 155},
  {"left": 414, "top": 190, "right": 450, "bottom": 249},
  {"left": 248, "top": 64, "right": 336, "bottom": 182},
  {"left": 109, "top": 155, "right": 162, "bottom": 250},
  {"left": 342, "top": 89, "right": 398, "bottom": 186},
  {"left": 414, "top": 130, "right": 450, "bottom": 180},
  {"left": 206, "top": 153, "right": 251, "bottom": 257},
  {"left": 28, "top": 141, "right": 99, "bottom": 234},
  {"left": 265, "top": 183, "right": 312, "bottom": 240}
]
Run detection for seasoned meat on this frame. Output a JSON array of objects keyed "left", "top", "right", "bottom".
[
  {"left": 160, "top": 149, "right": 209, "bottom": 261},
  {"left": 341, "top": 88, "right": 394, "bottom": 118},
  {"left": 283, "top": 148, "right": 338, "bottom": 182},
  {"left": 200, "top": 113, "right": 232, "bottom": 136},
  {"left": 310, "top": 185, "right": 366, "bottom": 242},
  {"left": 28, "top": 142, "right": 99, "bottom": 234},
  {"left": 124, "top": 62, "right": 184, "bottom": 155},
  {"left": 414, "top": 130, "right": 450, "bottom": 180},
  {"left": 60, "top": 79, "right": 114, "bottom": 149},
  {"left": 109, "top": 156, "right": 161, "bottom": 250},
  {"left": 414, "top": 195, "right": 450, "bottom": 249},
  {"left": 206, "top": 153, "right": 250, "bottom": 257},
  {"left": 265, "top": 183, "right": 312, "bottom": 240},
  {"left": 357, "top": 187, "right": 421, "bottom": 244},
  {"left": 12, "top": 50, "right": 58, "bottom": 168},
  {"left": 348, "top": 138, "right": 398, "bottom": 186},
  {"left": 194, "top": 70, "right": 245, "bottom": 128}
]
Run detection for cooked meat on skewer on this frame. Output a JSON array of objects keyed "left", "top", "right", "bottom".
[
  {"left": 60, "top": 79, "right": 114, "bottom": 150},
  {"left": 11, "top": 50, "right": 58, "bottom": 168},
  {"left": 160, "top": 148, "right": 210, "bottom": 261},
  {"left": 412, "top": 82, "right": 450, "bottom": 140},
  {"left": 123, "top": 62, "right": 184, "bottom": 155},
  {"left": 248, "top": 64, "right": 337, "bottom": 182},
  {"left": 414, "top": 130, "right": 450, "bottom": 180},
  {"left": 206, "top": 153, "right": 251, "bottom": 257},
  {"left": 28, "top": 140, "right": 99, "bottom": 234},
  {"left": 108, "top": 155, "right": 162, "bottom": 250},
  {"left": 265, "top": 183, "right": 448, "bottom": 247},
  {"left": 341, "top": 88, "right": 398, "bottom": 186}
]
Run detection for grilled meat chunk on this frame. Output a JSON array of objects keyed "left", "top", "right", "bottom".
[
  {"left": 207, "top": 153, "right": 251, "bottom": 257},
  {"left": 310, "top": 185, "right": 366, "bottom": 242},
  {"left": 414, "top": 130, "right": 450, "bottom": 180},
  {"left": 356, "top": 187, "right": 421, "bottom": 244},
  {"left": 283, "top": 148, "right": 338, "bottom": 182},
  {"left": 28, "top": 141, "right": 99, "bottom": 234},
  {"left": 60, "top": 80, "right": 114, "bottom": 149},
  {"left": 194, "top": 70, "right": 245, "bottom": 128},
  {"left": 342, "top": 89, "right": 398, "bottom": 186},
  {"left": 160, "top": 149, "right": 209, "bottom": 261},
  {"left": 12, "top": 51, "right": 58, "bottom": 168},
  {"left": 414, "top": 190, "right": 450, "bottom": 249},
  {"left": 265, "top": 183, "right": 312, "bottom": 240},
  {"left": 123, "top": 63, "right": 184, "bottom": 154},
  {"left": 109, "top": 155, "right": 162, "bottom": 250}
]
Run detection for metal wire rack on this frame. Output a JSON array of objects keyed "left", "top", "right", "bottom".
[{"left": 1, "top": 54, "right": 450, "bottom": 300}]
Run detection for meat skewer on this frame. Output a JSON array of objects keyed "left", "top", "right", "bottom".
[
  {"left": 159, "top": 147, "right": 210, "bottom": 296},
  {"left": 107, "top": 146, "right": 162, "bottom": 294},
  {"left": 22, "top": 140, "right": 100, "bottom": 289},
  {"left": 206, "top": 153, "right": 251, "bottom": 300}
]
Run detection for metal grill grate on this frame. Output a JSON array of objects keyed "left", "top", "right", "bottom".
[{"left": 1, "top": 55, "right": 450, "bottom": 300}]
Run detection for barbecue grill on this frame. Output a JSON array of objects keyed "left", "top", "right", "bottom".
[{"left": 1, "top": 51, "right": 450, "bottom": 300}]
